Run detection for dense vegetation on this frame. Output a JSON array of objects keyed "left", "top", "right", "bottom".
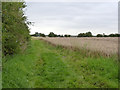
[
  {"left": 31, "top": 32, "right": 120, "bottom": 37},
  {"left": 3, "top": 39, "right": 118, "bottom": 88},
  {"left": 2, "top": 2, "right": 30, "bottom": 56},
  {"left": 78, "top": 32, "right": 92, "bottom": 37},
  {"left": 31, "top": 32, "right": 45, "bottom": 37}
]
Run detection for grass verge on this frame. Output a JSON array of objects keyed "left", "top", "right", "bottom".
[{"left": 2, "top": 39, "right": 118, "bottom": 88}]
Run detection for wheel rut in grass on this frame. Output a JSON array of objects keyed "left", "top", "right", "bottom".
[
  {"left": 30, "top": 41, "right": 72, "bottom": 88},
  {"left": 30, "top": 40, "right": 100, "bottom": 88},
  {"left": 33, "top": 52, "right": 73, "bottom": 88}
]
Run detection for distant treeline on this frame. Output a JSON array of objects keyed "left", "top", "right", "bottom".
[{"left": 31, "top": 32, "right": 120, "bottom": 37}]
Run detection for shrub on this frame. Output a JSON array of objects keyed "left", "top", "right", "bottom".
[{"left": 2, "top": 2, "right": 30, "bottom": 56}]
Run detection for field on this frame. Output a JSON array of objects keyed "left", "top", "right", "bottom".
[
  {"left": 2, "top": 37, "right": 118, "bottom": 88},
  {"left": 38, "top": 37, "right": 118, "bottom": 56}
]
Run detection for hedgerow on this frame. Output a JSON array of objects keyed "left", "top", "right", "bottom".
[{"left": 2, "top": 2, "right": 31, "bottom": 56}]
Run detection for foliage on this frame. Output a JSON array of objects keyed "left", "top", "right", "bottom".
[
  {"left": 85, "top": 32, "right": 92, "bottom": 37},
  {"left": 64, "top": 34, "right": 71, "bottom": 37},
  {"left": 39, "top": 33, "right": 46, "bottom": 37},
  {"left": 97, "top": 33, "right": 120, "bottom": 37},
  {"left": 31, "top": 32, "right": 120, "bottom": 37},
  {"left": 2, "top": 2, "right": 30, "bottom": 56},
  {"left": 48, "top": 32, "right": 57, "bottom": 37},
  {"left": 57, "top": 35, "right": 64, "bottom": 37},
  {"left": 31, "top": 32, "right": 46, "bottom": 37},
  {"left": 109, "top": 34, "right": 120, "bottom": 37},
  {"left": 78, "top": 32, "right": 92, "bottom": 37},
  {"left": 97, "top": 34, "right": 103, "bottom": 37},
  {"left": 35, "top": 32, "right": 39, "bottom": 36}
]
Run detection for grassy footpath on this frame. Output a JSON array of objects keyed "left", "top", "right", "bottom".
[{"left": 2, "top": 39, "right": 118, "bottom": 88}]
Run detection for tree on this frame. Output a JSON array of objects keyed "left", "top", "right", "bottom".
[
  {"left": 39, "top": 33, "right": 46, "bottom": 37},
  {"left": 78, "top": 33, "right": 85, "bottom": 37},
  {"left": 85, "top": 32, "right": 92, "bottom": 37},
  {"left": 108, "top": 34, "right": 120, "bottom": 37},
  {"left": 61, "top": 35, "right": 64, "bottom": 37},
  {"left": 48, "top": 32, "right": 57, "bottom": 37},
  {"left": 64, "top": 34, "right": 71, "bottom": 37},
  {"left": 115, "top": 34, "right": 120, "bottom": 37},
  {"left": 104, "top": 35, "right": 108, "bottom": 37},
  {"left": 78, "top": 32, "right": 92, "bottom": 37},
  {"left": 35, "top": 32, "right": 39, "bottom": 37},
  {"left": 64, "top": 35, "right": 67, "bottom": 37},
  {"left": 97, "top": 34, "right": 103, "bottom": 37}
]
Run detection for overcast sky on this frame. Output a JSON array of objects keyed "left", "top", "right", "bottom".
[{"left": 25, "top": 1, "right": 118, "bottom": 35}]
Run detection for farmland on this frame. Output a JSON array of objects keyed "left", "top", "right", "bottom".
[
  {"left": 2, "top": 37, "right": 118, "bottom": 88},
  {"left": 35, "top": 37, "right": 118, "bottom": 56}
]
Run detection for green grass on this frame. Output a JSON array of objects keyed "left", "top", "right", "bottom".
[{"left": 2, "top": 39, "right": 118, "bottom": 88}]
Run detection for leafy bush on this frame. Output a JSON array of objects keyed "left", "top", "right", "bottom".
[{"left": 2, "top": 2, "right": 30, "bottom": 56}]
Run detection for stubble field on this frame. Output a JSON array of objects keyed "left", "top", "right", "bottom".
[{"left": 34, "top": 37, "right": 118, "bottom": 56}]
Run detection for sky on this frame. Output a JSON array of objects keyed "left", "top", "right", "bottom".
[{"left": 24, "top": 1, "right": 118, "bottom": 35}]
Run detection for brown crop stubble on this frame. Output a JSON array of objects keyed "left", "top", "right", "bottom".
[{"left": 32, "top": 37, "right": 118, "bottom": 58}]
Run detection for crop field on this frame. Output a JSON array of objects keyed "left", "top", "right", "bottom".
[
  {"left": 34, "top": 37, "right": 118, "bottom": 56},
  {"left": 3, "top": 37, "right": 118, "bottom": 88}
]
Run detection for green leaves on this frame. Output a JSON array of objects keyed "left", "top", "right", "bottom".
[{"left": 2, "top": 2, "right": 30, "bottom": 56}]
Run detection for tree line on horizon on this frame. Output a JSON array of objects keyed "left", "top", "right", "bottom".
[{"left": 31, "top": 32, "right": 120, "bottom": 37}]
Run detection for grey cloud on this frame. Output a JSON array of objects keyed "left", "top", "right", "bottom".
[{"left": 26, "top": 2, "right": 118, "bottom": 35}]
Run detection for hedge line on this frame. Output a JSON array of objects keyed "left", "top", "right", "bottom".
[{"left": 2, "top": 2, "right": 30, "bottom": 56}]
